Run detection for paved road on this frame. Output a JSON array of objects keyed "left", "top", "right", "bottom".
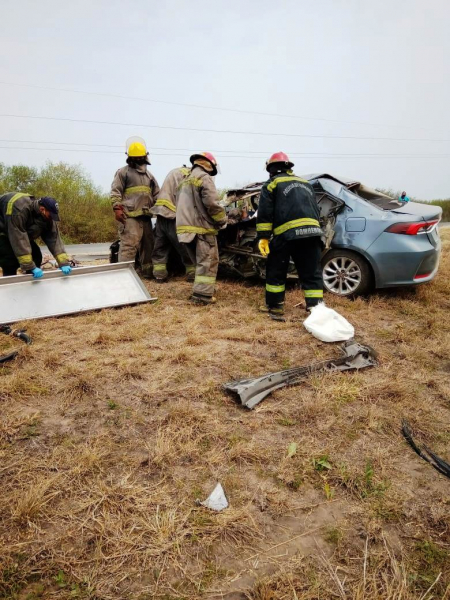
[{"left": 41, "top": 242, "right": 111, "bottom": 260}]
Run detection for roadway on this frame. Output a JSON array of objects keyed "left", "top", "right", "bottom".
[{"left": 41, "top": 242, "right": 111, "bottom": 260}]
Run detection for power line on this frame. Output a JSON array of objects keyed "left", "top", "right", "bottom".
[
  {"left": 0, "top": 145, "right": 449, "bottom": 160},
  {"left": 1, "top": 113, "right": 450, "bottom": 143},
  {"left": 0, "top": 145, "right": 120, "bottom": 154},
  {"left": 0, "top": 80, "right": 427, "bottom": 132},
  {"left": 2, "top": 138, "right": 450, "bottom": 158},
  {"left": 0, "top": 138, "right": 124, "bottom": 149}
]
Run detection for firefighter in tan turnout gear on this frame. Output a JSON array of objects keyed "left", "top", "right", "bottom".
[
  {"left": 176, "top": 152, "right": 227, "bottom": 304},
  {"left": 110, "top": 137, "right": 160, "bottom": 278},
  {"left": 151, "top": 166, "right": 195, "bottom": 282}
]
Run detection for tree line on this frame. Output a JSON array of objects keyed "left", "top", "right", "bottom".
[{"left": 0, "top": 162, "right": 116, "bottom": 243}]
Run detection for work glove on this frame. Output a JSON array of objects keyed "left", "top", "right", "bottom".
[
  {"left": 113, "top": 204, "right": 127, "bottom": 224},
  {"left": 31, "top": 267, "right": 44, "bottom": 279},
  {"left": 60, "top": 265, "right": 72, "bottom": 275},
  {"left": 258, "top": 239, "right": 270, "bottom": 257}
]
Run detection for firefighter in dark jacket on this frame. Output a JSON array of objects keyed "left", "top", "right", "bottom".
[
  {"left": 256, "top": 152, "right": 323, "bottom": 315},
  {"left": 0, "top": 193, "right": 71, "bottom": 277}
]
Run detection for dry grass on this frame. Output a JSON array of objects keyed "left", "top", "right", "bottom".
[{"left": 1, "top": 232, "right": 450, "bottom": 599}]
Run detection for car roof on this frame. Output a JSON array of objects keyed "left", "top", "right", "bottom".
[
  {"left": 303, "top": 173, "right": 360, "bottom": 186},
  {"left": 226, "top": 174, "right": 360, "bottom": 196},
  {"left": 226, "top": 182, "right": 265, "bottom": 194}
]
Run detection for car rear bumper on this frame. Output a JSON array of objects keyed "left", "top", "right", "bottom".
[{"left": 365, "top": 232, "right": 441, "bottom": 288}]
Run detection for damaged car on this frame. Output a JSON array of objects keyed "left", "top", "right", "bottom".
[{"left": 218, "top": 174, "right": 442, "bottom": 296}]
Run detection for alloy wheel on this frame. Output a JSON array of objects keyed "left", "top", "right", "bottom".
[{"left": 323, "top": 256, "right": 362, "bottom": 295}]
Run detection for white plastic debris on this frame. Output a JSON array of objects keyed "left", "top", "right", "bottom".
[
  {"left": 200, "top": 483, "right": 228, "bottom": 511},
  {"left": 303, "top": 303, "right": 354, "bottom": 342}
]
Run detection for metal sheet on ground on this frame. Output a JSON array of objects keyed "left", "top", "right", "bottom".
[{"left": 0, "top": 262, "right": 156, "bottom": 325}]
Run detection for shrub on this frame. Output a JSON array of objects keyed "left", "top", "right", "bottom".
[
  {"left": 429, "top": 199, "right": 450, "bottom": 221},
  {"left": 0, "top": 161, "right": 116, "bottom": 243}
]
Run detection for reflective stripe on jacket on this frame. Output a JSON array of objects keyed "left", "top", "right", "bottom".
[
  {"left": 176, "top": 166, "right": 227, "bottom": 243},
  {"left": 0, "top": 192, "right": 69, "bottom": 271},
  {"left": 151, "top": 166, "right": 190, "bottom": 220},
  {"left": 110, "top": 165, "right": 160, "bottom": 217},
  {"left": 256, "top": 172, "right": 322, "bottom": 241}
]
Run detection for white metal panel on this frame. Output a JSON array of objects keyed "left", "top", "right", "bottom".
[{"left": 0, "top": 262, "right": 156, "bottom": 325}]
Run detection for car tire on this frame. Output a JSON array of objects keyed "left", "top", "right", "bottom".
[{"left": 321, "top": 249, "right": 373, "bottom": 297}]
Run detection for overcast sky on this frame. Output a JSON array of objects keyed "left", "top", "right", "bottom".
[{"left": 0, "top": 0, "right": 449, "bottom": 199}]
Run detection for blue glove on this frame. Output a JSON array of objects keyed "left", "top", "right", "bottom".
[
  {"left": 60, "top": 265, "right": 72, "bottom": 275},
  {"left": 31, "top": 267, "right": 44, "bottom": 279}
]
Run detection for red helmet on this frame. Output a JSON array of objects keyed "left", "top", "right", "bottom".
[
  {"left": 190, "top": 152, "right": 220, "bottom": 175},
  {"left": 266, "top": 152, "right": 294, "bottom": 172}
]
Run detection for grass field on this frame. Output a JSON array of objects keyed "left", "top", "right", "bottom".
[{"left": 1, "top": 232, "right": 450, "bottom": 599}]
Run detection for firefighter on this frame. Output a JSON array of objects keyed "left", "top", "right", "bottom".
[
  {"left": 110, "top": 138, "right": 160, "bottom": 278},
  {"left": 256, "top": 152, "right": 324, "bottom": 315},
  {"left": 0, "top": 193, "right": 71, "bottom": 277},
  {"left": 151, "top": 165, "right": 195, "bottom": 282},
  {"left": 176, "top": 152, "right": 227, "bottom": 304}
]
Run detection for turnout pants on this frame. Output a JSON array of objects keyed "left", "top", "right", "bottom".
[
  {"left": 182, "top": 234, "right": 219, "bottom": 299},
  {"left": 265, "top": 236, "right": 323, "bottom": 309},
  {"left": 152, "top": 216, "right": 195, "bottom": 280},
  {"left": 118, "top": 216, "right": 154, "bottom": 278},
  {"left": 0, "top": 235, "right": 42, "bottom": 276}
]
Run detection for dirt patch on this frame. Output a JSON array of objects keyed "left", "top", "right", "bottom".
[{"left": 1, "top": 233, "right": 450, "bottom": 599}]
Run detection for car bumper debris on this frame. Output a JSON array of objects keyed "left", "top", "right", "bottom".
[{"left": 224, "top": 340, "right": 377, "bottom": 409}]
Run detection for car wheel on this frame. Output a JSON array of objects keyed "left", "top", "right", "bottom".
[{"left": 321, "top": 250, "right": 372, "bottom": 296}]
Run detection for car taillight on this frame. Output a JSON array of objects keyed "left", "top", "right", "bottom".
[{"left": 385, "top": 219, "right": 440, "bottom": 235}]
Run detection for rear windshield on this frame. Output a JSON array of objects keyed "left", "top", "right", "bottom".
[{"left": 347, "top": 183, "right": 399, "bottom": 210}]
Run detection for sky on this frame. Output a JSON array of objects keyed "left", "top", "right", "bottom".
[{"left": 0, "top": 0, "right": 449, "bottom": 199}]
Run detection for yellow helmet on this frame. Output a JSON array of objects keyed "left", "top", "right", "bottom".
[{"left": 127, "top": 141, "right": 147, "bottom": 157}]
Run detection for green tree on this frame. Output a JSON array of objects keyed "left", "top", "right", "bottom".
[
  {"left": 0, "top": 161, "right": 116, "bottom": 243},
  {"left": 0, "top": 163, "right": 38, "bottom": 194}
]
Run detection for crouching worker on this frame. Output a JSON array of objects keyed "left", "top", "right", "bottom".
[
  {"left": 257, "top": 153, "right": 323, "bottom": 315},
  {"left": 151, "top": 166, "right": 195, "bottom": 282},
  {"left": 176, "top": 152, "right": 227, "bottom": 305},
  {"left": 0, "top": 193, "right": 71, "bottom": 278}
]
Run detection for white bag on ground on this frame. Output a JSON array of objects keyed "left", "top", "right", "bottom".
[{"left": 303, "top": 303, "right": 354, "bottom": 342}]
